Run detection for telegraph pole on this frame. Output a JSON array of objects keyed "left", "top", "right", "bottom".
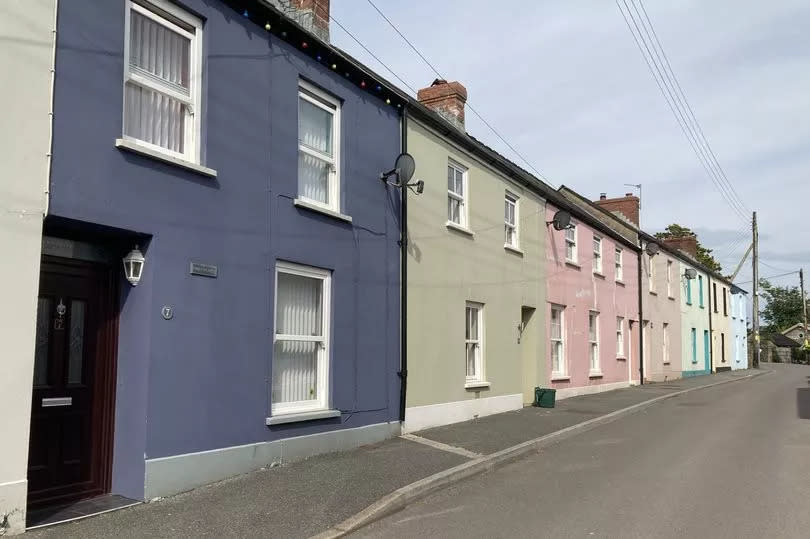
[
  {"left": 801, "top": 268, "right": 808, "bottom": 349},
  {"left": 752, "top": 212, "right": 760, "bottom": 367}
]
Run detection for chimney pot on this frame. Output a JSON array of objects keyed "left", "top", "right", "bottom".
[
  {"left": 600, "top": 193, "right": 607, "bottom": 200},
  {"left": 625, "top": 192, "right": 633, "bottom": 197},
  {"left": 417, "top": 79, "right": 468, "bottom": 131}
]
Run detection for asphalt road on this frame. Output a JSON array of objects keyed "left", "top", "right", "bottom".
[{"left": 352, "top": 364, "right": 810, "bottom": 539}]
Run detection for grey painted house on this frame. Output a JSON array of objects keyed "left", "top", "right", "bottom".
[{"left": 24, "top": 0, "right": 404, "bottom": 515}]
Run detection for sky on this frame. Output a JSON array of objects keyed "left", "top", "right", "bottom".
[{"left": 330, "top": 0, "right": 810, "bottom": 298}]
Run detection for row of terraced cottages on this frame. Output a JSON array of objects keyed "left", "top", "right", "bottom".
[{"left": 1, "top": 0, "right": 747, "bottom": 532}]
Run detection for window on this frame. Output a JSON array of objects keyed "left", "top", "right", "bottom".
[
  {"left": 721, "top": 332, "right": 726, "bottom": 363},
  {"left": 447, "top": 160, "right": 467, "bottom": 227},
  {"left": 666, "top": 260, "right": 673, "bottom": 297},
  {"left": 592, "top": 237, "right": 602, "bottom": 273},
  {"left": 616, "top": 316, "right": 625, "bottom": 358},
  {"left": 298, "top": 81, "right": 341, "bottom": 212},
  {"left": 589, "top": 312, "right": 600, "bottom": 373},
  {"left": 686, "top": 277, "right": 692, "bottom": 305},
  {"left": 550, "top": 305, "right": 565, "bottom": 375},
  {"left": 723, "top": 287, "right": 728, "bottom": 316},
  {"left": 662, "top": 322, "right": 670, "bottom": 364},
  {"left": 465, "top": 302, "right": 484, "bottom": 383},
  {"left": 615, "top": 248, "right": 623, "bottom": 281},
  {"left": 698, "top": 275, "right": 704, "bottom": 307},
  {"left": 713, "top": 282, "right": 718, "bottom": 313},
  {"left": 123, "top": 0, "right": 202, "bottom": 162},
  {"left": 691, "top": 328, "right": 697, "bottom": 364},
  {"left": 565, "top": 226, "right": 577, "bottom": 263},
  {"left": 704, "top": 330, "right": 710, "bottom": 365},
  {"left": 648, "top": 256, "right": 656, "bottom": 292},
  {"left": 504, "top": 192, "right": 518, "bottom": 247},
  {"left": 272, "top": 262, "right": 331, "bottom": 415}
]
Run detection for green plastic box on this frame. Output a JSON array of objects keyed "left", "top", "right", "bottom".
[{"left": 534, "top": 387, "right": 556, "bottom": 408}]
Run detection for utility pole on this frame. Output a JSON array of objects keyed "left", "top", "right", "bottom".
[
  {"left": 752, "top": 211, "right": 760, "bottom": 367},
  {"left": 801, "top": 268, "right": 808, "bottom": 349}
]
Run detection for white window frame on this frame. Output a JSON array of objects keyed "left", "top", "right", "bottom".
[
  {"left": 504, "top": 191, "right": 519, "bottom": 248},
  {"left": 272, "top": 261, "right": 332, "bottom": 416},
  {"left": 662, "top": 322, "right": 670, "bottom": 364},
  {"left": 666, "top": 260, "right": 673, "bottom": 297},
  {"left": 589, "top": 311, "right": 600, "bottom": 374},
  {"left": 648, "top": 255, "right": 656, "bottom": 292},
  {"left": 447, "top": 159, "right": 468, "bottom": 228},
  {"left": 592, "top": 236, "right": 602, "bottom": 274},
  {"left": 123, "top": 0, "right": 203, "bottom": 163},
  {"left": 616, "top": 316, "right": 625, "bottom": 358},
  {"left": 564, "top": 225, "right": 577, "bottom": 263},
  {"left": 465, "top": 302, "right": 484, "bottom": 384},
  {"left": 298, "top": 80, "right": 342, "bottom": 213},
  {"left": 550, "top": 304, "right": 566, "bottom": 377},
  {"left": 615, "top": 248, "right": 623, "bottom": 281}
]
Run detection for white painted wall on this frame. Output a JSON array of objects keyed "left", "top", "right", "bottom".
[{"left": 0, "top": 0, "right": 54, "bottom": 533}]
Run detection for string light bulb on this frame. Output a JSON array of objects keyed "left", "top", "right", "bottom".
[
  {"left": 360, "top": 81, "right": 367, "bottom": 89},
  {"left": 385, "top": 98, "right": 391, "bottom": 105},
  {"left": 265, "top": 22, "right": 271, "bottom": 31},
  {"left": 242, "top": 9, "right": 249, "bottom": 17},
  {"left": 375, "top": 85, "right": 382, "bottom": 92},
  {"left": 331, "top": 63, "right": 337, "bottom": 70},
  {"left": 302, "top": 41, "right": 308, "bottom": 49}
]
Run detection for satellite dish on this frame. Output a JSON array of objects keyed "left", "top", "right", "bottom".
[
  {"left": 684, "top": 268, "right": 697, "bottom": 280},
  {"left": 645, "top": 243, "right": 660, "bottom": 256},
  {"left": 395, "top": 153, "right": 415, "bottom": 183},
  {"left": 551, "top": 210, "right": 572, "bottom": 231}
]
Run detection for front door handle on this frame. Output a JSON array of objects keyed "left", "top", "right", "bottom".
[{"left": 42, "top": 397, "right": 72, "bottom": 407}]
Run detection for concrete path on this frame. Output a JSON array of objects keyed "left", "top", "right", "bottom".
[
  {"left": 27, "top": 369, "right": 759, "bottom": 538},
  {"left": 352, "top": 364, "right": 810, "bottom": 538}
]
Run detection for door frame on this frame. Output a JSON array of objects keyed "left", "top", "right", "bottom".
[{"left": 28, "top": 255, "right": 120, "bottom": 508}]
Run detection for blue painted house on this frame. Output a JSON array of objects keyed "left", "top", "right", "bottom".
[{"left": 27, "top": 0, "right": 404, "bottom": 511}]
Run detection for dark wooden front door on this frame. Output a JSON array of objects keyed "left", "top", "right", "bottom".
[{"left": 28, "top": 257, "right": 118, "bottom": 508}]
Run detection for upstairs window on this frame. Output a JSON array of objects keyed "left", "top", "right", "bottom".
[
  {"left": 504, "top": 192, "right": 518, "bottom": 248},
  {"left": 713, "top": 282, "right": 718, "bottom": 313},
  {"left": 565, "top": 226, "right": 577, "bottom": 263},
  {"left": 686, "top": 277, "right": 692, "bottom": 305},
  {"left": 648, "top": 256, "right": 656, "bottom": 292},
  {"left": 298, "top": 81, "right": 341, "bottom": 212},
  {"left": 723, "top": 287, "right": 728, "bottom": 316},
  {"left": 615, "top": 248, "right": 623, "bottom": 281},
  {"left": 666, "top": 260, "right": 673, "bottom": 297},
  {"left": 124, "top": 0, "right": 202, "bottom": 162},
  {"left": 698, "top": 275, "right": 704, "bottom": 307},
  {"left": 592, "top": 236, "right": 602, "bottom": 274},
  {"left": 447, "top": 161, "right": 468, "bottom": 227}
]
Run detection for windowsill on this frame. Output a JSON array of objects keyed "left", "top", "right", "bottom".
[
  {"left": 588, "top": 371, "right": 604, "bottom": 379},
  {"left": 668, "top": 296, "right": 676, "bottom": 301},
  {"left": 446, "top": 221, "right": 475, "bottom": 237},
  {"left": 115, "top": 138, "right": 217, "bottom": 178},
  {"left": 293, "top": 198, "right": 353, "bottom": 223},
  {"left": 616, "top": 356, "right": 627, "bottom": 361},
  {"left": 663, "top": 361, "right": 671, "bottom": 365},
  {"left": 686, "top": 302, "right": 693, "bottom": 306},
  {"left": 550, "top": 375, "right": 570, "bottom": 382},
  {"left": 615, "top": 279, "right": 625, "bottom": 286},
  {"left": 649, "top": 290, "right": 658, "bottom": 296},
  {"left": 565, "top": 260, "right": 581, "bottom": 269},
  {"left": 700, "top": 306, "right": 705, "bottom": 309},
  {"left": 464, "top": 381, "right": 491, "bottom": 390},
  {"left": 265, "top": 408, "right": 341, "bottom": 426},
  {"left": 593, "top": 271, "right": 605, "bottom": 279},
  {"left": 504, "top": 244, "right": 524, "bottom": 256}
]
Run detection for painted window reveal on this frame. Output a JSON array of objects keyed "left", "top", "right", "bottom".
[
  {"left": 123, "top": 0, "right": 202, "bottom": 162},
  {"left": 504, "top": 192, "right": 518, "bottom": 248},
  {"left": 447, "top": 160, "right": 467, "bottom": 227},
  {"left": 615, "top": 248, "right": 623, "bottom": 281},
  {"left": 698, "top": 275, "right": 704, "bottom": 307},
  {"left": 298, "top": 81, "right": 341, "bottom": 212},
  {"left": 550, "top": 305, "right": 565, "bottom": 375},
  {"left": 272, "top": 262, "right": 331, "bottom": 415},
  {"left": 662, "top": 322, "right": 670, "bottom": 364},
  {"left": 616, "top": 316, "right": 625, "bottom": 358},
  {"left": 691, "top": 328, "right": 697, "bottom": 364},
  {"left": 589, "top": 312, "right": 600, "bottom": 373},
  {"left": 592, "top": 237, "right": 602, "bottom": 274},
  {"left": 666, "top": 260, "right": 673, "bottom": 297},
  {"left": 564, "top": 225, "right": 577, "bottom": 263},
  {"left": 465, "top": 302, "right": 484, "bottom": 383}
]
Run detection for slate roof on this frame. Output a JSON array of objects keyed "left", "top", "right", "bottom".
[{"left": 770, "top": 333, "right": 801, "bottom": 348}]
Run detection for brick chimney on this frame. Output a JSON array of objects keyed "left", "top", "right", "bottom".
[
  {"left": 272, "top": 0, "right": 330, "bottom": 42},
  {"left": 417, "top": 79, "right": 468, "bottom": 131},
  {"left": 661, "top": 235, "right": 699, "bottom": 258},
  {"left": 594, "top": 192, "right": 640, "bottom": 226}
]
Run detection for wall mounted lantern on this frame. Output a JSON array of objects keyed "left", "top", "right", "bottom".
[{"left": 123, "top": 245, "right": 145, "bottom": 286}]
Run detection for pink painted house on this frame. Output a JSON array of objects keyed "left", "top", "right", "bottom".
[{"left": 545, "top": 201, "right": 640, "bottom": 399}]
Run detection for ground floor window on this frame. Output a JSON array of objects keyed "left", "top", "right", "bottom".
[
  {"left": 465, "top": 302, "right": 484, "bottom": 383},
  {"left": 589, "top": 311, "right": 600, "bottom": 373},
  {"left": 272, "top": 261, "right": 331, "bottom": 415},
  {"left": 550, "top": 304, "right": 565, "bottom": 376}
]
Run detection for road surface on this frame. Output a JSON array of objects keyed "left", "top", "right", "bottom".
[{"left": 352, "top": 364, "right": 810, "bottom": 538}]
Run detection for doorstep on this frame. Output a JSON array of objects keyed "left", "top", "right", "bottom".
[{"left": 26, "top": 494, "right": 140, "bottom": 530}]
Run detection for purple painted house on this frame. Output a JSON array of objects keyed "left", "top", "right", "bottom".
[{"left": 25, "top": 0, "right": 404, "bottom": 512}]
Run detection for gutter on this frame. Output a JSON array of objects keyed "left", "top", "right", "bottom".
[
  {"left": 398, "top": 106, "right": 408, "bottom": 421},
  {"left": 44, "top": 0, "right": 58, "bottom": 216}
]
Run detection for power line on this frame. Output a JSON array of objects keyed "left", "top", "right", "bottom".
[
  {"left": 362, "top": 0, "right": 554, "bottom": 187},
  {"left": 736, "top": 270, "right": 798, "bottom": 285},
  {"left": 760, "top": 260, "right": 795, "bottom": 273},
  {"left": 616, "top": 0, "right": 750, "bottom": 225}
]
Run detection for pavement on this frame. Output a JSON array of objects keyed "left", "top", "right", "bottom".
[
  {"left": 353, "top": 364, "right": 810, "bottom": 538},
  {"left": 28, "top": 368, "right": 760, "bottom": 539}
]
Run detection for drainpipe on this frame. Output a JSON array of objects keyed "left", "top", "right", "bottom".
[
  {"left": 637, "top": 249, "right": 644, "bottom": 384},
  {"left": 44, "top": 0, "right": 58, "bottom": 216},
  {"left": 708, "top": 274, "right": 713, "bottom": 373},
  {"left": 398, "top": 106, "right": 408, "bottom": 422}
]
